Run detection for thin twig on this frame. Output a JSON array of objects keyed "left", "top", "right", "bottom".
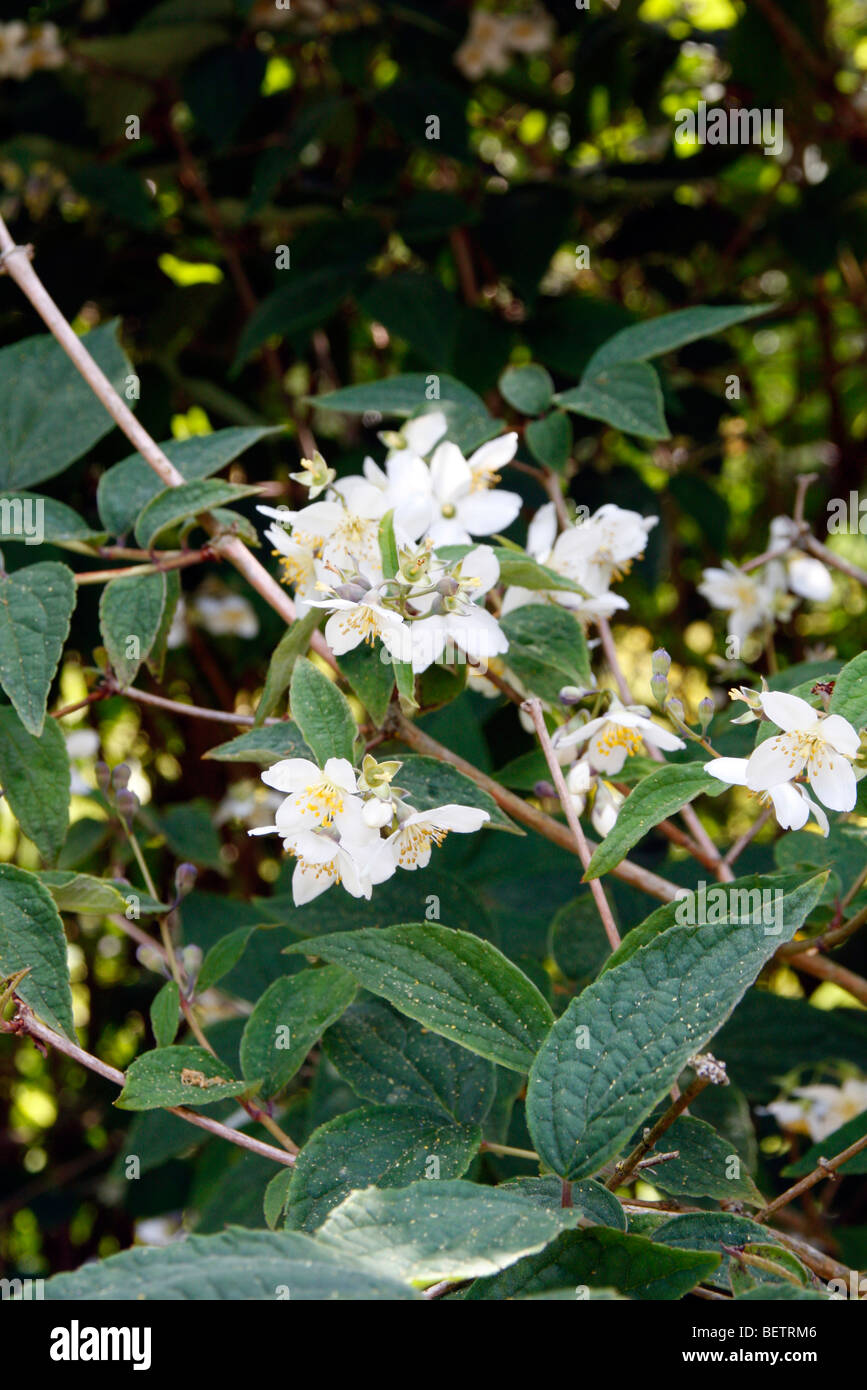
[
  {"left": 757, "top": 1129, "right": 867, "bottom": 1223},
  {"left": 5, "top": 1003, "right": 295, "bottom": 1167},
  {"left": 0, "top": 215, "right": 335, "bottom": 668},
  {"left": 607, "top": 1065, "right": 722, "bottom": 1189},
  {"left": 523, "top": 696, "right": 621, "bottom": 950}
]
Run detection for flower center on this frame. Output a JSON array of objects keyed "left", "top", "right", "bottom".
[
  {"left": 396, "top": 822, "right": 448, "bottom": 866},
  {"left": 596, "top": 724, "right": 644, "bottom": 757},
  {"left": 302, "top": 781, "right": 345, "bottom": 825}
]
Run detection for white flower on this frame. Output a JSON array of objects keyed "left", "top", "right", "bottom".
[
  {"left": 256, "top": 756, "right": 359, "bottom": 834},
  {"left": 311, "top": 590, "right": 413, "bottom": 663},
  {"left": 455, "top": 11, "right": 511, "bottom": 79},
  {"left": 766, "top": 1080, "right": 867, "bottom": 1144},
  {"left": 373, "top": 803, "right": 489, "bottom": 875},
  {"left": 503, "top": 8, "right": 555, "bottom": 53},
  {"left": 409, "top": 544, "right": 507, "bottom": 672},
  {"left": 566, "top": 759, "right": 592, "bottom": 815},
  {"left": 554, "top": 699, "right": 685, "bottom": 774},
  {"left": 289, "top": 450, "right": 335, "bottom": 499},
  {"left": 501, "top": 502, "right": 652, "bottom": 623},
  {"left": 191, "top": 592, "right": 259, "bottom": 639},
  {"left": 698, "top": 562, "right": 778, "bottom": 644},
  {"left": 706, "top": 756, "right": 829, "bottom": 836},
  {"left": 786, "top": 554, "right": 833, "bottom": 602},
  {"left": 0, "top": 21, "right": 64, "bottom": 79},
  {"left": 65, "top": 727, "right": 100, "bottom": 796},
  {"left": 261, "top": 476, "right": 389, "bottom": 581},
  {"left": 387, "top": 436, "right": 521, "bottom": 546},
  {"left": 744, "top": 692, "right": 860, "bottom": 813},
  {"left": 380, "top": 412, "right": 448, "bottom": 462},
  {"left": 590, "top": 781, "right": 624, "bottom": 838},
  {"left": 282, "top": 807, "right": 380, "bottom": 905}
]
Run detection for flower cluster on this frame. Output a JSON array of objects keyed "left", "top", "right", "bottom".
[
  {"left": 454, "top": 7, "right": 554, "bottom": 80},
  {"left": 706, "top": 689, "right": 862, "bottom": 835},
  {"left": 699, "top": 515, "right": 832, "bottom": 650},
  {"left": 250, "top": 754, "right": 488, "bottom": 905},
  {"left": 503, "top": 500, "right": 658, "bottom": 623},
  {"left": 258, "top": 414, "right": 522, "bottom": 673},
  {"left": 0, "top": 22, "right": 64, "bottom": 80},
  {"left": 765, "top": 1078, "right": 867, "bottom": 1144}
]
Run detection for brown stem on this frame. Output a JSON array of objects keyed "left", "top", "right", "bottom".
[
  {"left": 393, "top": 713, "right": 681, "bottom": 903},
  {"left": 757, "top": 1129, "right": 867, "bottom": 1223},
  {"left": 607, "top": 1067, "right": 719, "bottom": 1189},
  {"left": 0, "top": 216, "right": 335, "bottom": 669},
  {"left": 5, "top": 1003, "right": 295, "bottom": 1167},
  {"left": 523, "top": 696, "right": 621, "bottom": 949}
]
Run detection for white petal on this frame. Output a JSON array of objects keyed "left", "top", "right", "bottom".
[
  {"left": 526, "top": 501, "right": 558, "bottom": 559},
  {"left": 429, "top": 441, "right": 471, "bottom": 502},
  {"left": 322, "top": 758, "right": 358, "bottom": 793},
  {"left": 745, "top": 735, "right": 803, "bottom": 790},
  {"left": 467, "top": 431, "right": 518, "bottom": 473},
  {"left": 706, "top": 757, "right": 750, "bottom": 786},
  {"left": 820, "top": 714, "right": 861, "bottom": 759},
  {"left": 404, "top": 411, "right": 448, "bottom": 456},
  {"left": 807, "top": 752, "right": 857, "bottom": 812},
  {"left": 260, "top": 758, "right": 319, "bottom": 793},
  {"left": 760, "top": 690, "right": 820, "bottom": 732},
  {"left": 405, "top": 804, "right": 489, "bottom": 833},
  {"left": 787, "top": 555, "right": 833, "bottom": 602},
  {"left": 456, "top": 488, "right": 522, "bottom": 537},
  {"left": 768, "top": 782, "right": 810, "bottom": 830}
]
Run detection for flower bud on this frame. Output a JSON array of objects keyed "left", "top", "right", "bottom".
[
  {"left": 698, "top": 697, "right": 715, "bottom": 733},
  {"left": 650, "top": 672, "right": 668, "bottom": 706},
  {"left": 666, "top": 697, "right": 685, "bottom": 725},
  {"left": 436, "top": 575, "right": 459, "bottom": 597},
  {"left": 95, "top": 760, "right": 112, "bottom": 794},
  {"left": 137, "top": 945, "right": 168, "bottom": 977},
  {"left": 533, "top": 780, "right": 556, "bottom": 800},
  {"left": 651, "top": 648, "right": 672, "bottom": 676},
  {"left": 362, "top": 798, "right": 393, "bottom": 829},
  {"left": 116, "top": 788, "right": 139, "bottom": 824},
  {"left": 174, "top": 862, "right": 197, "bottom": 899},
  {"left": 559, "top": 685, "right": 586, "bottom": 706},
  {"left": 334, "top": 581, "right": 370, "bottom": 603},
  {"left": 112, "top": 763, "right": 131, "bottom": 791},
  {"left": 181, "top": 944, "right": 203, "bottom": 985}
]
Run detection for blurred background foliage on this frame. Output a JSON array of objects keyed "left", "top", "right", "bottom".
[{"left": 2, "top": 0, "right": 867, "bottom": 1280}]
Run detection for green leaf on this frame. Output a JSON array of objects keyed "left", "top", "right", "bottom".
[
  {"left": 0, "top": 493, "right": 107, "bottom": 550},
  {"left": 627, "top": 1113, "right": 763, "bottom": 1204},
  {"left": 500, "top": 1176, "right": 626, "bottom": 1230},
  {"left": 196, "top": 925, "right": 259, "bottom": 994},
  {"left": 395, "top": 753, "right": 521, "bottom": 833},
  {"left": 465, "top": 1226, "right": 719, "bottom": 1300},
  {"left": 285, "top": 1104, "right": 480, "bottom": 1232},
  {"left": 288, "top": 924, "right": 554, "bottom": 1073},
  {"left": 116, "top": 1045, "right": 252, "bottom": 1110},
  {"left": 492, "top": 548, "right": 586, "bottom": 595},
  {"left": 289, "top": 657, "right": 357, "bottom": 766},
  {"left": 337, "top": 643, "right": 394, "bottom": 726},
  {"left": 830, "top": 651, "right": 867, "bottom": 731},
  {"left": 556, "top": 361, "right": 669, "bottom": 440},
  {"left": 134, "top": 479, "right": 262, "bottom": 549},
  {"left": 501, "top": 604, "right": 591, "bottom": 703},
  {"left": 254, "top": 610, "right": 321, "bottom": 725},
  {"left": 360, "top": 273, "right": 459, "bottom": 371},
  {"left": 317, "top": 1180, "right": 573, "bottom": 1285},
  {"left": 239, "top": 966, "right": 357, "bottom": 1096},
  {"left": 378, "top": 510, "right": 399, "bottom": 580},
  {"left": 311, "top": 376, "right": 498, "bottom": 454},
  {"left": 0, "top": 561, "right": 76, "bottom": 735},
  {"left": 525, "top": 410, "right": 572, "bottom": 471},
  {"left": 584, "top": 762, "right": 722, "bottom": 879},
  {"left": 525, "top": 872, "right": 827, "bottom": 1178},
  {"left": 35, "top": 871, "right": 166, "bottom": 916},
  {"left": 203, "top": 721, "right": 311, "bottom": 765},
  {"left": 42, "top": 1227, "right": 419, "bottom": 1300},
  {"left": 160, "top": 801, "right": 222, "bottom": 869},
  {"left": 145, "top": 569, "right": 181, "bottom": 682},
  {"left": 0, "top": 863, "right": 74, "bottom": 1039},
  {"left": 653, "top": 1211, "right": 775, "bottom": 1289},
  {"left": 323, "top": 999, "right": 496, "bottom": 1124},
  {"left": 499, "top": 363, "right": 554, "bottom": 416},
  {"left": 0, "top": 322, "right": 131, "bottom": 491},
  {"left": 235, "top": 269, "right": 361, "bottom": 369},
  {"left": 99, "top": 570, "right": 167, "bottom": 687},
  {"left": 264, "top": 1169, "right": 295, "bottom": 1230},
  {"left": 0, "top": 708, "right": 69, "bottom": 861},
  {"left": 97, "top": 427, "right": 281, "bottom": 538},
  {"left": 549, "top": 895, "right": 615, "bottom": 988},
  {"left": 150, "top": 981, "right": 180, "bottom": 1049},
  {"left": 602, "top": 871, "right": 825, "bottom": 976},
  {"left": 393, "top": 657, "right": 418, "bottom": 713},
  {"left": 587, "top": 304, "right": 771, "bottom": 371}
]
